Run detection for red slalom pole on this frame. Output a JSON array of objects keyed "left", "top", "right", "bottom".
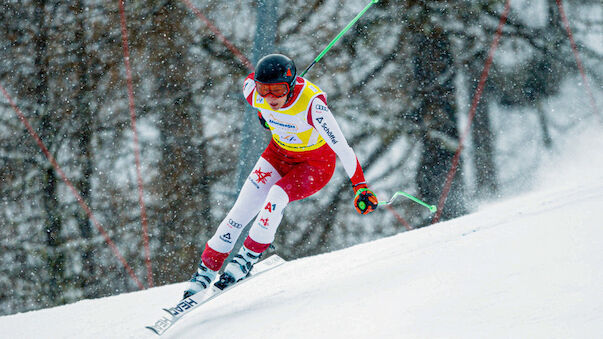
[
  {"left": 181, "top": 0, "right": 254, "bottom": 71},
  {"left": 0, "top": 84, "right": 145, "bottom": 290},
  {"left": 118, "top": 0, "right": 153, "bottom": 288},
  {"left": 556, "top": 0, "right": 600, "bottom": 118},
  {"left": 385, "top": 205, "right": 413, "bottom": 231},
  {"left": 431, "top": 0, "right": 511, "bottom": 224}
]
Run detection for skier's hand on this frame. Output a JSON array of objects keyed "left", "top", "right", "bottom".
[
  {"left": 353, "top": 184, "right": 378, "bottom": 215},
  {"left": 258, "top": 111, "right": 270, "bottom": 130}
]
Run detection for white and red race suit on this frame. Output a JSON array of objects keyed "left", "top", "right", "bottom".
[{"left": 201, "top": 74, "right": 368, "bottom": 270}]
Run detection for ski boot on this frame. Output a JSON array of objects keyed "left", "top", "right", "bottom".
[
  {"left": 183, "top": 262, "right": 217, "bottom": 299},
  {"left": 214, "top": 246, "right": 261, "bottom": 290}
]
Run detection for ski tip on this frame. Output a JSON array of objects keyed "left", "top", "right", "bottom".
[
  {"left": 146, "top": 314, "right": 175, "bottom": 336},
  {"left": 145, "top": 326, "right": 160, "bottom": 335}
]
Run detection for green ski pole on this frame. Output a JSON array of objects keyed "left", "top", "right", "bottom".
[
  {"left": 378, "top": 191, "right": 437, "bottom": 213},
  {"left": 300, "top": 0, "right": 379, "bottom": 77}
]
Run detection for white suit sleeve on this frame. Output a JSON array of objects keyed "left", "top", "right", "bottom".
[{"left": 309, "top": 97, "right": 366, "bottom": 185}]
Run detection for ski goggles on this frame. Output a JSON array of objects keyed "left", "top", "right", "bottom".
[{"left": 255, "top": 81, "right": 290, "bottom": 98}]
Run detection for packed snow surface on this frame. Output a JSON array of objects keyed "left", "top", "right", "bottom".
[{"left": 1, "top": 128, "right": 602, "bottom": 338}]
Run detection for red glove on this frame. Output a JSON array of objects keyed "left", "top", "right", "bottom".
[{"left": 353, "top": 183, "right": 378, "bottom": 215}]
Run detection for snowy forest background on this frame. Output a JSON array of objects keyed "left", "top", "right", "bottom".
[{"left": 0, "top": 0, "right": 600, "bottom": 315}]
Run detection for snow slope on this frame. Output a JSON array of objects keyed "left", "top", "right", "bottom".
[{"left": 1, "top": 130, "right": 602, "bottom": 338}]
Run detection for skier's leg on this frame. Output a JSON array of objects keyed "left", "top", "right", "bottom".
[
  {"left": 218, "top": 160, "right": 335, "bottom": 287},
  {"left": 205, "top": 156, "right": 281, "bottom": 267},
  {"left": 215, "top": 184, "right": 289, "bottom": 289},
  {"left": 184, "top": 157, "right": 281, "bottom": 298},
  {"left": 246, "top": 185, "right": 289, "bottom": 247},
  {"left": 246, "top": 159, "right": 335, "bottom": 245}
]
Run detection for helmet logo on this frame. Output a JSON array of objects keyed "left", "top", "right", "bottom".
[{"left": 286, "top": 68, "right": 292, "bottom": 77}]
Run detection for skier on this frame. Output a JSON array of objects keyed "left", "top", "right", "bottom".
[{"left": 183, "top": 54, "right": 378, "bottom": 298}]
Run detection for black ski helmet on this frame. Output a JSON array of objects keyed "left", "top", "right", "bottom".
[{"left": 254, "top": 54, "right": 297, "bottom": 96}]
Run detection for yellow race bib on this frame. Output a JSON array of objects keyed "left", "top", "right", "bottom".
[{"left": 253, "top": 79, "right": 327, "bottom": 152}]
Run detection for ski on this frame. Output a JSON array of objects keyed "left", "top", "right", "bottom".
[{"left": 145, "top": 254, "right": 286, "bottom": 336}]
